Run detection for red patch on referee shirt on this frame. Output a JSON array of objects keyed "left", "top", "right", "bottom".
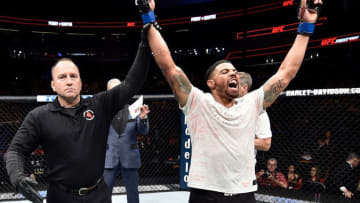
[{"left": 83, "top": 110, "right": 95, "bottom": 120}]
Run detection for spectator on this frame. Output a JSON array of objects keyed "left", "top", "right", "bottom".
[
  {"left": 301, "top": 166, "right": 326, "bottom": 194},
  {"left": 256, "top": 158, "right": 288, "bottom": 189},
  {"left": 287, "top": 164, "right": 302, "bottom": 190},
  {"left": 308, "top": 166, "right": 325, "bottom": 183}
]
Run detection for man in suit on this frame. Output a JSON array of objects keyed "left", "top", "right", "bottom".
[
  {"left": 103, "top": 78, "right": 150, "bottom": 203},
  {"left": 327, "top": 153, "right": 360, "bottom": 200}
]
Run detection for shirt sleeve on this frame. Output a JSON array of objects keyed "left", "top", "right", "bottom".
[
  {"left": 277, "top": 172, "right": 288, "bottom": 185},
  {"left": 96, "top": 43, "right": 152, "bottom": 120},
  {"left": 6, "top": 110, "right": 41, "bottom": 186},
  {"left": 247, "top": 86, "right": 265, "bottom": 116},
  {"left": 255, "top": 111, "right": 272, "bottom": 139},
  {"left": 180, "top": 86, "right": 204, "bottom": 116},
  {"left": 136, "top": 116, "right": 149, "bottom": 135}
]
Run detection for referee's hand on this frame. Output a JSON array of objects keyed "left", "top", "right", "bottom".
[{"left": 16, "top": 177, "right": 43, "bottom": 203}]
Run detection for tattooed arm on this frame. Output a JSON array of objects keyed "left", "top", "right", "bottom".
[
  {"left": 263, "top": 34, "right": 310, "bottom": 109},
  {"left": 263, "top": 0, "right": 322, "bottom": 108},
  {"left": 147, "top": 24, "right": 192, "bottom": 107}
]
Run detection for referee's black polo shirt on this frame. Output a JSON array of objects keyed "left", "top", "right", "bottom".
[{"left": 9, "top": 86, "right": 129, "bottom": 188}]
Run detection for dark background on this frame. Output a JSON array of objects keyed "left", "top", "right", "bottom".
[
  {"left": 0, "top": 0, "right": 359, "bottom": 95},
  {"left": 0, "top": 1, "right": 360, "bottom": 201}
]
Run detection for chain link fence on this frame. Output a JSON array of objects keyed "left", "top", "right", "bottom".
[
  {"left": 255, "top": 91, "right": 360, "bottom": 203},
  {"left": 1, "top": 90, "right": 360, "bottom": 202}
]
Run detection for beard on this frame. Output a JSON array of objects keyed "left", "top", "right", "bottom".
[{"left": 225, "top": 88, "right": 239, "bottom": 99}]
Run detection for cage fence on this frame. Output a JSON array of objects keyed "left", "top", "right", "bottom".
[{"left": 0, "top": 89, "right": 359, "bottom": 203}]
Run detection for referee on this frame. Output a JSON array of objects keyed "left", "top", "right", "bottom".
[{"left": 5, "top": 26, "right": 152, "bottom": 203}]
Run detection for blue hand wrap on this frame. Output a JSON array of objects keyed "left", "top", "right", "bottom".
[
  {"left": 142, "top": 11, "right": 156, "bottom": 24},
  {"left": 297, "top": 22, "right": 315, "bottom": 35}
]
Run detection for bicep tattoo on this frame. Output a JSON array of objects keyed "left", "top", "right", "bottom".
[
  {"left": 172, "top": 68, "right": 191, "bottom": 94},
  {"left": 174, "top": 74, "right": 191, "bottom": 94},
  {"left": 264, "top": 79, "right": 285, "bottom": 106},
  {"left": 165, "top": 68, "right": 191, "bottom": 102}
]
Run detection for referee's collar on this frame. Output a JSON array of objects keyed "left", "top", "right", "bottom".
[{"left": 49, "top": 97, "right": 89, "bottom": 111}]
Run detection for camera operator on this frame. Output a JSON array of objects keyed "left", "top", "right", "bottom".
[{"left": 256, "top": 158, "right": 288, "bottom": 189}]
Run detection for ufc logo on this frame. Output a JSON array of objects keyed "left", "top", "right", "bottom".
[
  {"left": 127, "top": 22, "right": 135, "bottom": 27},
  {"left": 272, "top": 26, "right": 285, "bottom": 33},
  {"left": 321, "top": 37, "right": 337, "bottom": 46},
  {"left": 283, "top": 0, "right": 294, "bottom": 7}
]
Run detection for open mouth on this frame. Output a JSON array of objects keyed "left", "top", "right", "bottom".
[{"left": 228, "top": 79, "right": 238, "bottom": 90}]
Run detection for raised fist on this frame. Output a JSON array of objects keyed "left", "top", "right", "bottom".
[
  {"left": 135, "top": 0, "right": 151, "bottom": 14},
  {"left": 298, "top": 0, "right": 323, "bottom": 23}
]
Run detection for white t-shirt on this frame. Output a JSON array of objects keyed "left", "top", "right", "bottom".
[
  {"left": 254, "top": 111, "right": 272, "bottom": 156},
  {"left": 181, "top": 86, "right": 264, "bottom": 194},
  {"left": 255, "top": 111, "right": 272, "bottom": 139}
]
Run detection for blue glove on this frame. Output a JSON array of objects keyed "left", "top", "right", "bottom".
[{"left": 135, "top": 0, "right": 161, "bottom": 30}]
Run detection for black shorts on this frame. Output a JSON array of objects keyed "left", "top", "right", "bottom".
[{"left": 188, "top": 188, "right": 256, "bottom": 203}]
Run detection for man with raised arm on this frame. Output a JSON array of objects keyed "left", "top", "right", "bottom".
[
  {"left": 5, "top": 26, "right": 152, "bottom": 203},
  {"left": 136, "top": 0, "right": 322, "bottom": 202}
]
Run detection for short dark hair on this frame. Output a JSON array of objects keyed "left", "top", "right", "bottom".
[
  {"left": 268, "top": 158, "right": 278, "bottom": 164},
  {"left": 204, "top": 59, "right": 232, "bottom": 81}
]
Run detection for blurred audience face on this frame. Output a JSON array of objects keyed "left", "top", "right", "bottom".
[
  {"left": 288, "top": 165, "right": 295, "bottom": 173},
  {"left": 352, "top": 158, "right": 360, "bottom": 168},
  {"left": 325, "top": 130, "right": 331, "bottom": 138},
  {"left": 310, "top": 167, "right": 318, "bottom": 178},
  {"left": 267, "top": 159, "right": 277, "bottom": 173}
]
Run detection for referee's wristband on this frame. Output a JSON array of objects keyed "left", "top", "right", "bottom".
[
  {"left": 142, "top": 11, "right": 156, "bottom": 24},
  {"left": 297, "top": 22, "right": 315, "bottom": 35}
]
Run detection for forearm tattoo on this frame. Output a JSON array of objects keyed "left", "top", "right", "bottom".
[{"left": 264, "top": 79, "right": 284, "bottom": 106}]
